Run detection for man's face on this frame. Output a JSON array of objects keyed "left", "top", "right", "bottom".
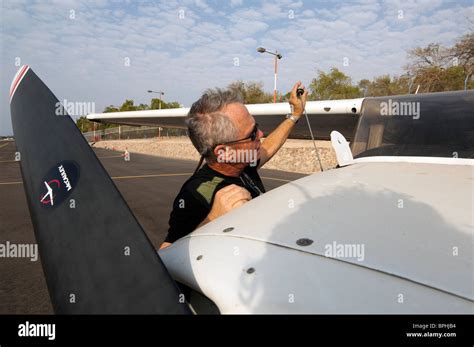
[{"left": 217, "top": 102, "right": 264, "bottom": 165}]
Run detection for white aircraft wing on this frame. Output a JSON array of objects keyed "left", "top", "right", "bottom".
[{"left": 87, "top": 99, "right": 363, "bottom": 140}]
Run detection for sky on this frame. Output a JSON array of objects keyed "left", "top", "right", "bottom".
[{"left": 1, "top": 0, "right": 473, "bottom": 135}]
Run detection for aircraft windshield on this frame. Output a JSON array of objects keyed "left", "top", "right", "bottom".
[{"left": 351, "top": 91, "right": 474, "bottom": 159}]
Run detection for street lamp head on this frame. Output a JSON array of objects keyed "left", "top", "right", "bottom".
[
  {"left": 257, "top": 47, "right": 266, "bottom": 53},
  {"left": 148, "top": 90, "right": 165, "bottom": 95}
]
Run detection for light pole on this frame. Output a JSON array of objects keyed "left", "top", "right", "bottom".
[
  {"left": 257, "top": 47, "right": 282, "bottom": 103},
  {"left": 147, "top": 90, "right": 165, "bottom": 109}
]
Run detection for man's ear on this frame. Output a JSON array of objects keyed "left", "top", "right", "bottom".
[{"left": 213, "top": 145, "right": 227, "bottom": 163}]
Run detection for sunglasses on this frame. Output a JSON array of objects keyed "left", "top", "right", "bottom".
[{"left": 222, "top": 123, "right": 259, "bottom": 146}]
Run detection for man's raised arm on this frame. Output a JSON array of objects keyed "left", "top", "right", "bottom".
[{"left": 258, "top": 81, "right": 308, "bottom": 168}]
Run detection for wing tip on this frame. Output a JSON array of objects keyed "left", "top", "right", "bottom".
[{"left": 10, "top": 65, "right": 30, "bottom": 103}]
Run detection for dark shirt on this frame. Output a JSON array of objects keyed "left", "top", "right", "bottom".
[{"left": 164, "top": 161, "right": 265, "bottom": 243}]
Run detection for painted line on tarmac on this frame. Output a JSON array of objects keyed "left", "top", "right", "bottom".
[
  {"left": 98, "top": 155, "right": 124, "bottom": 159},
  {"left": 0, "top": 155, "right": 123, "bottom": 163},
  {"left": 111, "top": 173, "right": 192, "bottom": 180},
  {"left": 0, "top": 181, "right": 23, "bottom": 185},
  {"left": 0, "top": 173, "right": 192, "bottom": 185},
  {"left": 0, "top": 173, "right": 292, "bottom": 185}
]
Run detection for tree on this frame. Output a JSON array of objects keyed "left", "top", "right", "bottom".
[
  {"left": 227, "top": 80, "right": 273, "bottom": 103},
  {"left": 450, "top": 32, "right": 473, "bottom": 73},
  {"left": 358, "top": 79, "right": 371, "bottom": 96},
  {"left": 150, "top": 98, "right": 181, "bottom": 109},
  {"left": 406, "top": 43, "right": 448, "bottom": 70},
  {"left": 360, "top": 75, "right": 409, "bottom": 96},
  {"left": 309, "top": 68, "right": 362, "bottom": 100},
  {"left": 137, "top": 103, "right": 149, "bottom": 110},
  {"left": 150, "top": 98, "right": 162, "bottom": 110},
  {"left": 103, "top": 105, "right": 119, "bottom": 113},
  {"left": 164, "top": 101, "right": 181, "bottom": 109},
  {"left": 119, "top": 99, "right": 137, "bottom": 112},
  {"left": 405, "top": 32, "right": 474, "bottom": 92},
  {"left": 76, "top": 116, "right": 94, "bottom": 132},
  {"left": 280, "top": 91, "right": 291, "bottom": 102}
]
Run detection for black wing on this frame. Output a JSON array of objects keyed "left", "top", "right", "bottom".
[{"left": 9, "top": 65, "right": 190, "bottom": 314}]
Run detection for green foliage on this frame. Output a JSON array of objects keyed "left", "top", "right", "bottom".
[
  {"left": 280, "top": 91, "right": 291, "bottom": 102},
  {"left": 119, "top": 99, "right": 136, "bottom": 111},
  {"left": 103, "top": 105, "right": 119, "bottom": 113},
  {"left": 150, "top": 98, "right": 181, "bottom": 109},
  {"left": 309, "top": 68, "right": 362, "bottom": 100},
  {"left": 409, "top": 65, "right": 473, "bottom": 93},
  {"left": 150, "top": 98, "right": 162, "bottom": 110},
  {"left": 440, "top": 66, "right": 473, "bottom": 90},
  {"left": 228, "top": 80, "right": 273, "bottom": 103},
  {"left": 405, "top": 32, "right": 473, "bottom": 92},
  {"left": 76, "top": 116, "right": 93, "bottom": 132},
  {"left": 137, "top": 103, "right": 149, "bottom": 110},
  {"left": 360, "top": 75, "right": 410, "bottom": 97},
  {"left": 166, "top": 101, "right": 181, "bottom": 108}
]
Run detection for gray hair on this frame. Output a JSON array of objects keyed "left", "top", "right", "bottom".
[{"left": 186, "top": 88, "right": 242, "bottom": 159}]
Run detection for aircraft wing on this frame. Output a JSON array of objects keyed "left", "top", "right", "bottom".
[
  {"left": 87, "top": 99, "right": 363, "bottom": 140},
  {"left": 10, "top": 65, "right": 190, "bottom": 314}
]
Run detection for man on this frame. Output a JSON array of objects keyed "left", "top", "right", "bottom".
[{"left": 159, "top": 82, "right": 308, "bottom": 249}]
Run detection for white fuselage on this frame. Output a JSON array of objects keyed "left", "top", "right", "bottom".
[{"left": 159, "top": 157, "right": 474, "bottom": 314}]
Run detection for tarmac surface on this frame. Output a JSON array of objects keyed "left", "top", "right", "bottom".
[{"left": 0, "top": 140, "right": 306, "bottom": 313}]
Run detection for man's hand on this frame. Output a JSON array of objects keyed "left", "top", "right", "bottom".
[
  {"left": 159, "top": 242, "right": 171, "bottom": 250},
  {"left": 289, "top": 81, "right": 308, "bottom": 117},
  {"left": 207, "top": 184, "right": 251, "bottom": 221},
  {"left": 159, "top": 185, "right": 251, "bottom": 249}
]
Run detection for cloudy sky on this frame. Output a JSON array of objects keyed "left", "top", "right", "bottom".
[{"left": 1, "top": 0, "right": 472, "bottom": 135}]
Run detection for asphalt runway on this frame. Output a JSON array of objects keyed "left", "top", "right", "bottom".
[{"left": 0, "top": 140, "right": 306, "bottom": 313}]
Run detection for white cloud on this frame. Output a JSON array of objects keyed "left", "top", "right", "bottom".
[
  {"left": 229, "top": 19, "right": 269, "bottom": 39},
  {"left": 231, "top": 0, "right": 243, "bottom": 7},
  {"left": 260, "top": 2, "right": 287, "bottom": 19},
  {"left": 301, "top": 9, "right": 315, "bottom": 18},
  {"left": 231, "top": 8, "right": 264, "bottom": 21},
  {"left": 194, "top": 0, "right": 214, "bottom": 14}
]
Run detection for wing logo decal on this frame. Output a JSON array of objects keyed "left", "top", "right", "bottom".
[
  {"left": 39, "top": 161, "right": 80, "bottom": 208},
  {"left": 40, "top": 179, "right": 60, "bottom": 206}
]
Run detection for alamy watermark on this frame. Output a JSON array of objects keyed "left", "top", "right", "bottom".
[
  {"left": 380, "top": 99, "right": 420, "bottom": 119},
  {"left": 0, "top": 241, "right": 38, "bottom": 261},
  {"left": 216, "top": 148, "right": 258, "bottom": 167},
  {"left": 18, "top": 321, "right": 55, "bottom": 340},
  {"left": 55, "top": 99, "right": 95, "bottom": 116},
  {"left": 324, "top": 241, "right": 365, "bottom": 262}
]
